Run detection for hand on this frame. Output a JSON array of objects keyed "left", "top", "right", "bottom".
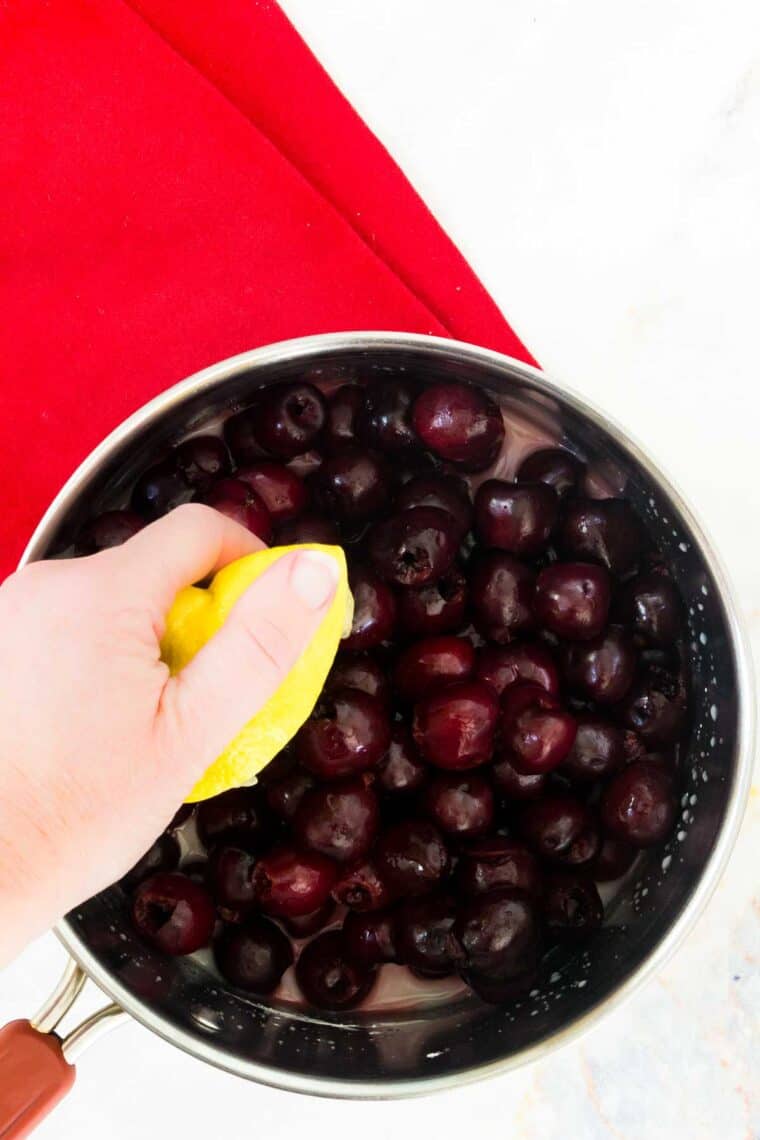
[{"left": 0, "top": 504, "right": 338, "bottom": 965}]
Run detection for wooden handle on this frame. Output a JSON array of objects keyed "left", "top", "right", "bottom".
[{"left": 0, "top": 1020, "right": 75, "bottom": 1139}]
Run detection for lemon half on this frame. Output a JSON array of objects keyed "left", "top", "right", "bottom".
[{"left": 160, "top": 544, "right": 352, "bottom": 802}]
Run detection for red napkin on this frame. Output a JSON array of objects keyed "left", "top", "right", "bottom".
[{"left": 0, "top": 0, "right": 535, "bottom": 580}]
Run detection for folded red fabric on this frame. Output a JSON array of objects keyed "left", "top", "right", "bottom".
[{"left": 0, "top": 0, "right": 534, "bottom": 579}]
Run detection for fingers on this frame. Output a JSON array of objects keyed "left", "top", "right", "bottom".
[
  {"left": 108, "top": 503, "right": 264, "bottom": 616},
  {"left": 157, "top": 548, "right": 339, "bottom": 778}
]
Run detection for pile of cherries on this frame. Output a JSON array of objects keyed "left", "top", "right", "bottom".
[{"left": 80, "top": 375, "right": 689, "bottom": 1011}]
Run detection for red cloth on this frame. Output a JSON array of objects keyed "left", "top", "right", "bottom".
[{"left": 0, "top": 0, "right": 535, "bottom": 580}]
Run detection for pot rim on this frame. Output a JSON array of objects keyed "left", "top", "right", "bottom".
[{"left": 21, "top": 331, "right": 754, "bottom": 1099}]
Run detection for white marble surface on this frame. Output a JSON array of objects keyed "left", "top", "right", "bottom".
[{"left": 2, "top": 1, "right": 758, "bottom": 1136}]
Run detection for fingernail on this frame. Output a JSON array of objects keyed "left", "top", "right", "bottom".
[{"left": 290, "top": 551, "right": 339, "bottom": 611}]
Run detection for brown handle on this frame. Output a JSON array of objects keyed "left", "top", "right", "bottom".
[{"left": 0, "top": 1020, "right": 75, "bottom": 1139}]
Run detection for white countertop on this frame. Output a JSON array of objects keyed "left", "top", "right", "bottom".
[{"left": 2, "top": 2, "right": 758, "bottom": 1136}]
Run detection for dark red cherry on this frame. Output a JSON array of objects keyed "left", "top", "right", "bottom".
[
  {"left": 264, "top": 767, "right": 315, "bottom": 823},
  {"left": 375, "top": 725, "right": 428, "bottom": 796},
  {"left": 396, "top": 475, "right": 473, "bottom": 542},
  {"left": 130, "top": 872, "right": 215, "bottom": 955},
  {"left": 395, "top": 895, "right": 464, "bottom": 977},
  {"left": 474, "top": 480, "right": 558, "bottom": 556},
  {"left": 280, "top": 899, "right": 336, "bottom": 937},
  {"left": 223, "top": 406, "right": 267, "bottom": 465},
  {"left": 474, "top": 641, "right": 559, "bottom": 697},
  {"left": 455, "top": 837, "right": 542, "bottom": 899},
  {"left": 413, "top": 680, "right": 498, "bottom": 770},
  {"left": 422, "top": 772, "right": 494, "bottom": 837},
  {"left": 534, "top": 561, "right": 611, "bottom": 641},
  {"left": 562, "top": 716, "right": 625, "bottom": 782},
  {"left": 207, "top": 846, "right": 258, "bottom": 915},
  {"left": 454, "top": 888, "right": 540, "bottom": 976},
  {"left": 295, "top": 687, "right": 390, "bottom": 780},
  {"left": 296, "top": 930, "right": 376, "bottom": 1010},
  {"left": 131, "top": 462, "right": 192, "bottom": 520},
  {"left": 276, "top": 513, "right": 340, "bottom": 545},
  {"left": 562, "top": 627, "right": 637, "bottom": 704},
  {"left": 600, "top": 762, "right": 677, "bottom": 847},
  {"left": 204, "top": 477, "right": 272, "bottom": 542},
  {"left": 491, "top": 755, "right": 548, "bottom": 800},
  {"left": 214, "top": 917, "right": 293, "bottom": 994},
  {"left": 251, "top": 382, "right": 326, "bottom": 458},
  {"left": 464, "top": 966, "right": 538, "bottom": 1004},
  {"left": 617, "top": 573, "right": 683, "bottom": 646},
  {"left": 327, "top": 654, "right": 390, "bottom": 708},
  {"left": 559, "top": 498, "right": 645, "bottom": 577},
  {"left": 394, "top": 636, "right": 475, "bottom": 704},
  {"left": 397, "top": 566, "right": 468, "bottom": 636},
  {"left": 542, "top": 873, "right": 603, "bottom": 942},
  {"left": 517, "top": 448, "right": 586, "bottom": 498},
  {"left": 196, "top": 786, "right": 276, "bottom": 852},
  {"left": 293, "top": 779, "right": 379, "bottom": 864},
  {"left": 343, "top": 907, "right": 399, "bottom": 966},
  {"left": 375, "top": 819, "right": 451, "bottom": 896},
  {"left": 236, "top": 461, "right": 308, "bottom": 523},
  {"left": 121, "top": 834, "right": 180, "bottom": 892},
  {"left": 519, "top": 795, "right": 599, "bottom": 865},
  {"left": 77, "top": 510, "right": 144, "bottom": 553},
  {"left": 174, "top": 435, "right": 231, "bottom": 492},
  {"left": 356, "top": 378, "right": 417, "bottom": 452},
  {"left": 500, "top": 683, "right": 576, "bottom": 775},
  {"left": 368, "top": 507, "right": 458, "bottom": 587},
  {"left": 324, "top": 384, "right": 363, "bottom": 451},
  {"left": 592, "top": 835, "right": 638, "bottom": 882},
  {"left": 332, "top": 858, "right": 394, "bottom": 911},
  {"left": 314, "top": 446, "right": 390, "bottom": 522},
  {"left": 343, "top": 565, "right": 397, "bottom": 650},
  {"left": 412, "top": 382, "right": 505, "bottom": 471},
  {"left": 253, "top": 845, "right": 337, "bottom": 918},
  {"left": 616, "top": 666, "right": 687, "bottom": 745},
  {"left": 469, "top": 552, "right": 535, "bottom": 644}
]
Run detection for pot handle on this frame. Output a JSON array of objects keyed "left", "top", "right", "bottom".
[{"left": 0, "top": 959, "right": 127, "bottom": 1139}]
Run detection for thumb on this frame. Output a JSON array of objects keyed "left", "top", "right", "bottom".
[{"left": 156, "top": 548, "right": 339, "bottom": 778}]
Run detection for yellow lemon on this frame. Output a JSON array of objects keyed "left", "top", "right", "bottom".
[{"left": 160, "top": 544, "right": 352, "bottom": 802}]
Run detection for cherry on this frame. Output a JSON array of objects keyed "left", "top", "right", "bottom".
[
  {"left": 397, "top": 566, "right": 468, "bottom": 637},
  {"left": 469, "top": 552, "right": 536, "bottom": 644},
  {"left": 464, "top": 966, "right": 538, "bottom": 1004},
  {"left": 474, "top": 641, "right": 559, "bottom": 698},
  {"left": 368, "top": 506, "right": 459, "bottom": 587},
  {"left": 204, "top": 477, "right": 272, "bottom": 542},
  {"left": 356, "top": 378, "right": 417, "bottom": 452},
  {"left": 343, "top": 908, "right": 399, "bottom": 966},
  {"left": 500, "top": 683, "right": 576, "bottom": 775},
  {"left": 131, "top": 462, "right": 192, "bottom": 520},
  {"left": 375, "top": 725, "right": 428, "bottom": 796},
  {"left": 174, "top": 435, "right": 231, "bottom": 491},
  {"left": 130, "top": 872, "right": 215, "bottom": 955},
  {"left": 314, "top": 446, "right": 390, "bottom": 522},
  {"left": 395, "top": 895, "right": 464, "bottom": 977},
  {"left": 422, "top": 772, "right": 494, "bottom": 837},
  {"left": 251, "top": 382, "right": 326, "bottom": 458},
  {"left": 121, "top": 834, "right": 180, "bottom": 892},
  {"left": 592, "top": 835, "right": 638, "bottom": 882},
  {"left": 280, "top": 900, "right": 337, "bottom": 937},
  {"left": 413, "top": 680, "right": 498, "bottom": 770},
  {"left": 455, "top": 837, "right": 542, "bottom": 899},
  {"left": 207, "top": 846, "right": 258, "bottom": 916},
  {"left": 618, "top": 573, "right": 683, "bottom": 646},
  {"left": 394, "top": 636, "right": 475, "bottom": 704},
  {"left": 276, "top": 513, "right": 340, "bottom": 545},
  {"left": 412, "top": 382, "right": 505, "bottom": 470},
  {"left": 559, "top": 498, "right": 645, "bottom": 577},
  {"left": 534, "top": 562, "right": 611, "bottom": 641},
  {"left": 264, "top": 767, "right": 315, "bottom": 823},
  {"left": 474, "top": 480, "right": 558, "bottom": 556},
  {"left": 224, "top": 406, "right": 267, "bottom": 465},
  {"left": 561, "top": 627, "right": 637, "bottom": 704},
  {"left": 376, "top": 819, "right": 451, "bottom": 896},
  {"left": 396, "top": 475, "right": 473, "bottom": 542},
  {"left": 562, "top": 716, "right": 625, "bottom": 782},
  {"left": 343, "top": 565, "right": 397, "bottom": 650},
  {"left": 77, "top": 510, "right": 144, "bottom": 553},
  {"left": 293, "top": 779, "right": 379, "bottom": 864},
  {"left": 616, "top": 666, "right": 687, "bottom": 745},
  {"left": 454, "top": 888, "right": 540, "bottom": 977},
  {"left": 327, "top": 654, "right": 390, "bottom": 708},
  {"left": 214, "top": 917, "right": 293, "bottom": 994},
  {"left": 519, "top": 795, "right": 600, "bottom": 865},
  {"left": 253, "top": 845, "right": 337, "bottom": 918},
  {"left": 295, "top": 687, "right": 390, "bottom": 780},
  {"left": 324, "top": 384, "right": 363, "bottom": 451},
  {"left": 542, "top": 873, "right": 603, "bottom": 942},
  {"left": 196, "top": 786, "right": 275, "bottom": 852},
  {"left": 332, "top": 858, "right": 394, "bottom": 911},
  {"left": 600, "top": 762, "right": 677, "bottom": 847},
  {"left": 296, "top": 930, "right": 376, "bottom": 1010},
  {"left": 236, "top": 461, "right": 308, "bottom": 523},
  {"left": 517, "top": 448, "right": 586, "bottom": 499},
  {"left": 491, "top": 755, "right": 548, "bottom": 800}
]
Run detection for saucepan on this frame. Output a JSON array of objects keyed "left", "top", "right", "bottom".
[{"left": 0, "top": 333, "right": 753, "bottom": 1135}]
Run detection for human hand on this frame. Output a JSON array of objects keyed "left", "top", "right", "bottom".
[{"left": 0, "top": 504, "right": 338, "bottom": 965}]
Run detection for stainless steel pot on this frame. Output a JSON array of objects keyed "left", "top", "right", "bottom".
[{"left": 1, "top": 332, "right": 753, "bottom": 1121}]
